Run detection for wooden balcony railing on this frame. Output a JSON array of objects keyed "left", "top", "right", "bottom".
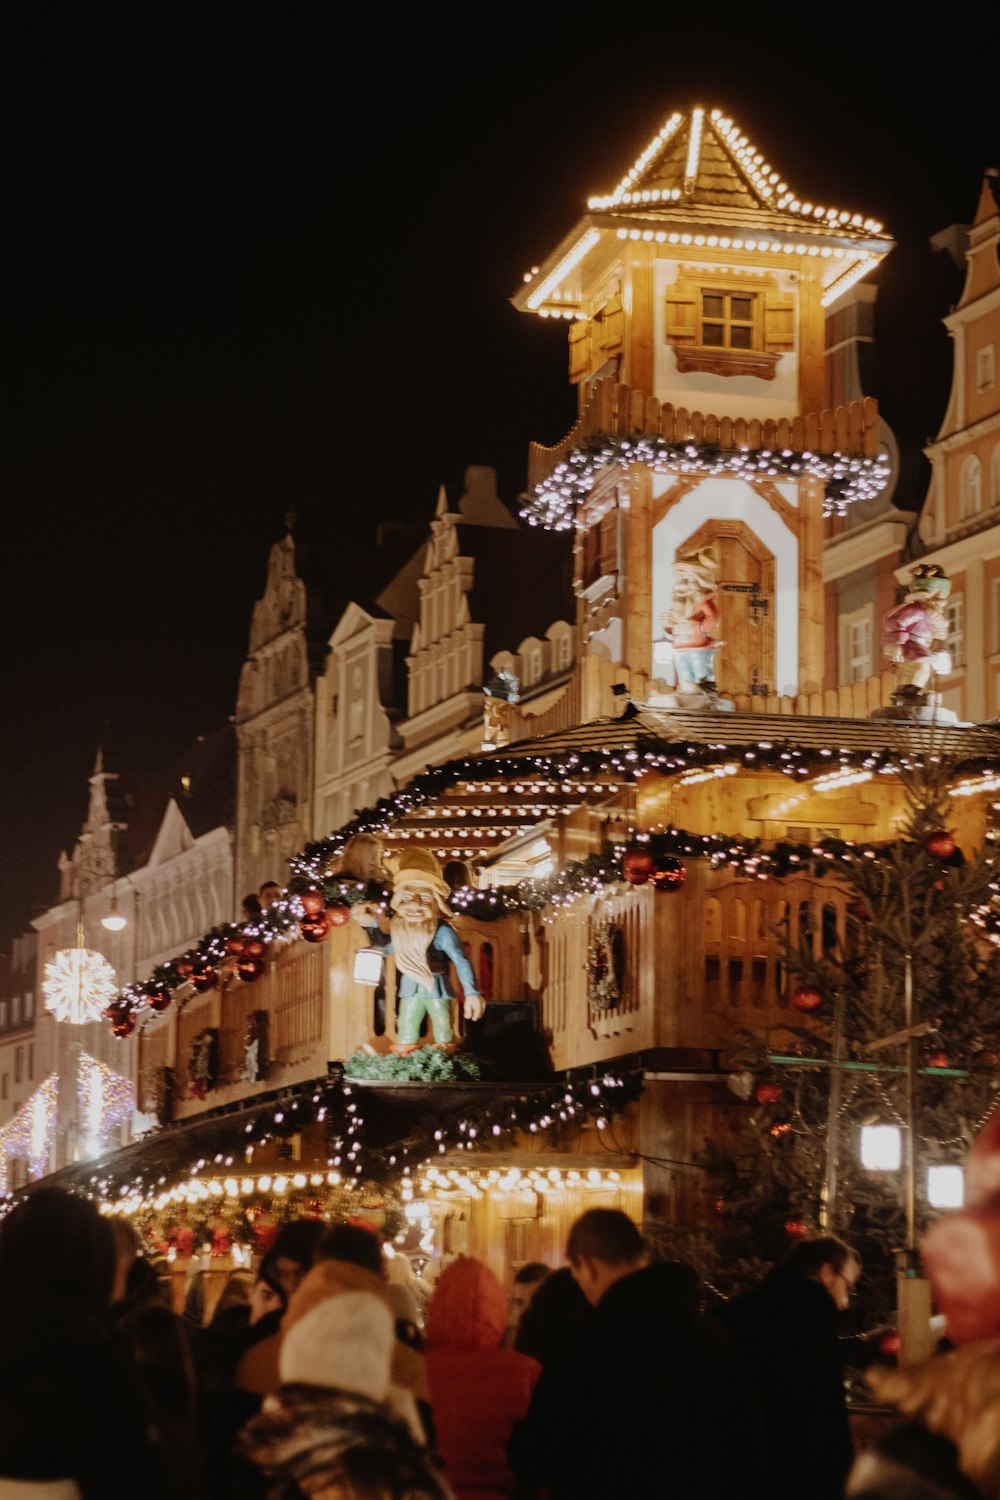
[
  {"left": 136, "top": 864, "right": 850, "bottom": 1118},
  {"left": 527, "top": 377, "right": 879, "bottom": 495}
]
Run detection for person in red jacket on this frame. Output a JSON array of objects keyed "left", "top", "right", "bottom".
[{"left": 425, "top": 1255, "right": 540, "bottom": 1500}]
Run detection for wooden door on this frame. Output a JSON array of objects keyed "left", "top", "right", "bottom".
[{"left": 679, "top": 520, "right": 776, "bottom": 699}]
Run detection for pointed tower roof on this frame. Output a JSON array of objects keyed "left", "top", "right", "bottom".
[
  {"left": 973, "top": 169, "right": 1000, "bottom": 228},
  {"left": 512, "top": 104, "right": 894, "bottom": 317}
]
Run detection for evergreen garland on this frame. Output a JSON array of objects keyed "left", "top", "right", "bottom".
[{"left": 343, "top": 1047, "right": 483, "bottom": 1083}]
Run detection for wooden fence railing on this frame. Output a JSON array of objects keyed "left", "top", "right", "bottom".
[{"left": 527, "top": 377, "right": 879, "bottom": 493}]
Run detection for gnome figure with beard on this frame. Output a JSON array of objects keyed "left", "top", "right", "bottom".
[{"left": 367, "top": 849, "right": 483, "bottom": 1054}]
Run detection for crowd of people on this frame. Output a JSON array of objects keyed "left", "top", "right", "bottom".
[{"left": 1, "top": 1187, "right": 997, "bottom": 1498}]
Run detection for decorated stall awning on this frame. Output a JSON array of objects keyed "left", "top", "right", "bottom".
[{"left": 103, "top": 707, "right": 1000, "bottom": 1027}]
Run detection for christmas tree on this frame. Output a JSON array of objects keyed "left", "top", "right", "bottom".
[{"left": 653, "top": 739, "right": 1000, "bottom": 1333}]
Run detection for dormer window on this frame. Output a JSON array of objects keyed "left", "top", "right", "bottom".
[{"left": 665, "top": 267, "right": 793, "bottom": 380}]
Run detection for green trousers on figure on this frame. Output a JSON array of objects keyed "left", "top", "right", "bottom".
[{"left": 397, "top": 989, "right": 453, "bottom": 1046}]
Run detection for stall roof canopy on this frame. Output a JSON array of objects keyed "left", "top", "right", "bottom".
[{"left": 472, "top": 705, "right": 1000, "bottom": 766}]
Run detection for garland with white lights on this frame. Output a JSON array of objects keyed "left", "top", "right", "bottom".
[
  {"left": 0, "top": 1075, "right": 59, "bottom": 1191},
  {"left": 101, "top": 733, "right": 1000, "bottom": 1030},
  {"left": 77, "top": 1053, "right": 133, "bottom": 1153},
  {"left": 517, "top": 430, "right": 891, "bottom": 531},
  {"left": 37, "top": 1065, "right": 644, "bottom": 1209}
]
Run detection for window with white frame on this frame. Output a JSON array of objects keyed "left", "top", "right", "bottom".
[
  {"left": 960, "top": 456, "right": 983, "bottom": 520},
  {"left": 520, "top": 641, "right": 544, "bottom": 688},
  {"left": 977, "top": 345, "right": 995, "bottom": 392},
  {"left": 840, "top": 605, "right": 874, "bottom": 684},
  {"left": 945, "top": 592, "right": 965, "bottom": 670},
  {"left": 550, "top": 628, "right": 573, "bottom": 671}
]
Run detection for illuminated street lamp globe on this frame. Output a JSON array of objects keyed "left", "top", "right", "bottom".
[{"left": 43, "top": 947, "right": 118, "bottom": 1025}]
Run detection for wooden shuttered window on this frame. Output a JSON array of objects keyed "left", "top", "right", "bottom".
[{"left": 665, "top": 269, "right": 795, "bottom": 378}]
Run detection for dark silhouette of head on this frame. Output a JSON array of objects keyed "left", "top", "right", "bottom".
[
  {"left": 266, "top": 1218, "right": 327, "bottom": 1301},
  {"left": 315, "top": 1221, "right": 385, "bottom": 1278},
  {"left": 0, "top": 1186, "right": 116, "bottom": 1314},
  {"left": 514, "top": 1265, "right": 592, "bottom": 1364}
]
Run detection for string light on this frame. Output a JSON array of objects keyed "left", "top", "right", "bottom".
[
  {"left": 0, "top": 1075, "right": 59, "bottom": 1190},
  {"left": 77, "top": 1053, "right": 133, "bottom": 1158},
  {"left": 518, "top": 431, "right": 890, "bottom": 530}
]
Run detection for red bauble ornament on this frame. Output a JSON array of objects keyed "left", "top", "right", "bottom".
[
  {"left": 791, "top": 985, "right": 823, "bottom": 1013},
  {"left": 224, "top": 934, "right": 246, "bottom": 955},
  {"left": 191, "top": 964, "right": 218, "bottom": 993},
  {"left": 242, "top": 939, "right": 266, "bottom": 959},
  {"left": 878, "top": 1331, "right": 901, "bottom": 1358},
  {"left": 237, "top": 956, "right": 266, "bottom": 982},
  {"left": 146, "top": 991, "right": 171, "bottom": 1013},
  {"left": 325, "top": 902, "right": 351, "bottom": 927},
  {"left": 300, "top": 888, "right": 326, "bottom": 916},
  {"left": 300, "top": 913, "right": 331, "bottom": 943},
  {"left": 755, "top": 1082, "right": 783, "bottom": 1106},
  {"left": 713, "top": 1197, "right": 727, "bottom": 1214},
  {"left": 784, "top": 1219, "right": 809, "bottom": 1239},
  {"left": 622, "top": 848, "right": 655, "bottom": 886},
  {"left": 174, "top": 959, "right": 194, "bottom": 980},
  {"left": 650, "top": 859, "right": 686, "bottom": 891},
  {"left": 984, "top": 1053, "right": 1000, "bottom": 1069},
  {"left": 926, "top": 1051, "right": 950, "bottom": 1070},
  {"left": 926, "top": 831, "right": 957, "bottom": 860},
  {"left": 108, "top": 1004, "right": 135, "bottom": 1039}
]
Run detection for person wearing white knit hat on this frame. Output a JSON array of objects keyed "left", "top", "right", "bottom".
[
  {"left": 236, "top": 1290, "right": 455, "bottom": 1499},
  {"left": 279, "top": 1291, "right": 394, "bottom": 1400}
]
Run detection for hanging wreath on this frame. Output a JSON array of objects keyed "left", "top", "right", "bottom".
[
  {"left": 243, "top": 1010, "right": 270, "bottom": 1084},
  {"left": 189, "top": 1027, "right": 219, "bottom": 1101},
  {"left": 588, "top": 905, "right": 625, "bottom": 1012}
]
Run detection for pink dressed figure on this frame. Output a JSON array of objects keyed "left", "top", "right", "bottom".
[
  {"left": 882, "top": 564, "right": 952, "bottom": 706},
  {"left": 657, "top": 546, "right": 724, "bottom": 695}
]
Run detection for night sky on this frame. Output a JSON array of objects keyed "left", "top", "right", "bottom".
[{"left": 2, "top": 14, "right": 999, "bottom": 952}]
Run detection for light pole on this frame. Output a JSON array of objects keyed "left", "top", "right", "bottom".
[{"left": 896, "top": 951, "right": 934, "bottom": 1364}]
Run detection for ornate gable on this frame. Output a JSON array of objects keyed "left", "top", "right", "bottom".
[{"left": 249, "top": 536, "right": 306, "bottom": 652}]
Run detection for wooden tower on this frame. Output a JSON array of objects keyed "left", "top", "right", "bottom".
[{"left": 511, "top": 106, "right": 893, "bottom": 716}]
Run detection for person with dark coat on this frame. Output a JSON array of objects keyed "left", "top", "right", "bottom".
[
  {"left": 511, "top": 1266, "right": 592, "bottom": 1367},
  {"left": 508, "top": 1207, "right": 766, "bottom": 1499},
  {"left": 0, "top": 1186, "right": 170, "bottom": 1500},
  {"left": 115, "top": 1299, "right": 211, "bottom": 1500},
  {"left": 194, "top": 1252, "right": 291, "bottom": 1499},
  {"left": 715, "top": 1233, "right": 862, "bottom": 1500}
]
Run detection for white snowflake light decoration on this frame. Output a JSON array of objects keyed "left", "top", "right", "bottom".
[{"left": 43, "top": 947, "right": 118, "bottom": 1025}]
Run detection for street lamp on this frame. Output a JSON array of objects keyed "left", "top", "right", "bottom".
[{"left": 101, "top": 892, "right": 127, "bottom": 932}]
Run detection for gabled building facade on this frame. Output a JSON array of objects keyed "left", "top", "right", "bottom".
[
  {"left": 27, "top": 733, "right": 235, "bottom": 1182},
  {"left": 915, "top": 174, "right": 1000, "bottom": 721}
]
